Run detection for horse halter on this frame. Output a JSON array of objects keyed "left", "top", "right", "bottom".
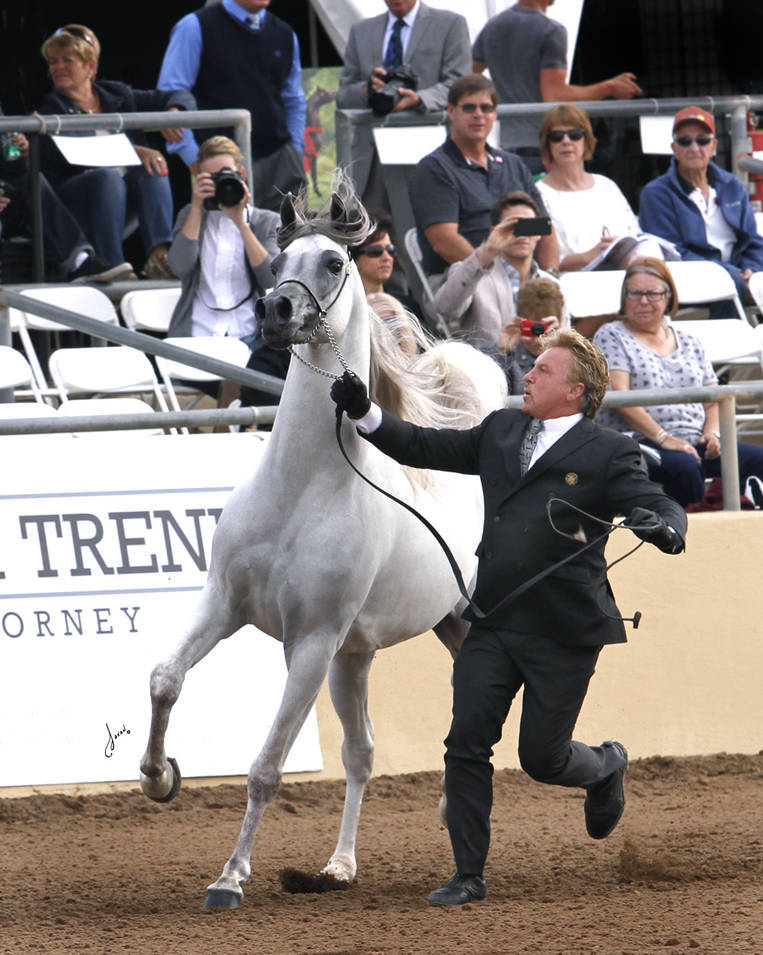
[{"left": 275, "top": 256, "right": 354, "bottom": 380}]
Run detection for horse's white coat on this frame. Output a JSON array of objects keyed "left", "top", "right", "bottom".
[{"left": 139, "top": 214, "right": 507, "bottom": 906}]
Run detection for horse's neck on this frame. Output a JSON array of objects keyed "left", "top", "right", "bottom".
[{"left": 268, "top": 289, "right": 371, "bottom": 456}]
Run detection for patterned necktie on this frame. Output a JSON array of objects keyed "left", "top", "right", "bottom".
[
  {"left": 384, "top": 18, "right": 405, "bottom": 69},
  {"left": 519, "top": 417, "right": 544, "bottom": 476}
]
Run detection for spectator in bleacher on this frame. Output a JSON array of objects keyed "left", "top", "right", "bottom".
[
  {"left": 351, "top": 215, "right": 427, "bottom": 327},
  {"left": 166, "top": 135, "right": 287, "bottom": 410},
  {"left": 488, "top": 276, "right": 565, "bottom": 395},
  {"left": 336, "top": 0, "right": 471, "bottom": 210},
  {"left": 472, "top": 1, "right": 642, "bottom": 175},
  {"left": 38, "top": 24, "right": 195, "bottom": 279},
  {"left": 158, "top": 0, "right": 306, "bottom": 213},
  {"left": 433, "top": 189, "right": 565, "bottom": 348},
  {"left": 639, "top": 106, "right": 763, "bottom": 308},
  {"left": 536, "top": 105, "right": 662, "bottom": 273},
  {"left": 410, "top": 75, "right": 557, "bottom": 279},
  {"left": 594, "top": 257, "right": 763, "bottom": 507},
  {"left": 0, "top": 123, "right": 132, "bottom": 282}
]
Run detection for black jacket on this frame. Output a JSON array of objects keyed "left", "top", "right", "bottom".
[
  {"left": 38, "top": 80, "right": 196, "bottom": 187},
  {"left": 364, "top": 408, "right": 687, "bottom": 646}
]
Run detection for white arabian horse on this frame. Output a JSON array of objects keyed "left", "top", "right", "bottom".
[{"left": 139, "top": 179, "right": 507, "bottom": 909}]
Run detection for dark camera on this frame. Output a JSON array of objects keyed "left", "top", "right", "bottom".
[
  {"left": 513, "top": 216, "right": 551, "bottom": 237},
  {"left": 520, "top": 319, "right": 548, "bottom": 337},
  {"left": 203, "top": 167, "right": 246, "bottom": 210},
  {"left": 367, "top": 65, "right": 419, "bottom": 116},
  {"left": 0, "top": 178, "right": 14, "bottom": 199}
]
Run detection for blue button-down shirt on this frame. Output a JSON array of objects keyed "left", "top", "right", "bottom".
[{"left": 158, "top": 0, "right": 305, "bottom": 166}]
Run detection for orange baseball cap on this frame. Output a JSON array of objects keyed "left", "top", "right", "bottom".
[{"left": 672, "top": 106, "right": 715, "bottom": 135}]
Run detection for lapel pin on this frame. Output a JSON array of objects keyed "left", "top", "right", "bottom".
[{"left": 564, "top": 472, "right": 579, "bottom": 486}]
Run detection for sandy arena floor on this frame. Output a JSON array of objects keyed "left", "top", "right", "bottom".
[{"left": 1, "top": 753, "right": 761, "bottom": 954}]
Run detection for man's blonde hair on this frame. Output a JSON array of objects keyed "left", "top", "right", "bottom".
[
  {"left": 197, "top": 136, "right": 244, "bottom": 168},
  {"left": 540, "top": 328, "right": 610, "bottom": 419}
]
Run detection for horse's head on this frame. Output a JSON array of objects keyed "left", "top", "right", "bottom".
[{"left": 255, "top": 187, "right": 371, "bottom": 349}]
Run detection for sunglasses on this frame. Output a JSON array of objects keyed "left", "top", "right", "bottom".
[
  {"left": 547, "top": 128, "right": 586, "bottom": 143},
  {"left": 54, "top": 26, "right": 95, "bottom": 46},
  {"left": 457, "top": 103, "right": 496, "bottom": 114},
  {"left": 357, "top": 244, "right": 395, "bottom": 258},
  {"left": 624, "top": 288, "right": 668, "bottom": 302},
  {"left": 673, "top": 135, "right": 714, "bottom": 147}
]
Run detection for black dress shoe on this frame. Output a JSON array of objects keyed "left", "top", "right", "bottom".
[
  {"left": 427, "top": 873, "right": 486, "bottom": 907},
  {"left": 585, "top": 740, "right": 628, "bottom": 839}
]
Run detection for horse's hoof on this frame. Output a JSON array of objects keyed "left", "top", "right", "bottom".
[
  {"left": 140, "top": 757, "right": 181, "bottom": 803},
  {"left": 204, "top": 887, "right": 242, "bottom": 910}
]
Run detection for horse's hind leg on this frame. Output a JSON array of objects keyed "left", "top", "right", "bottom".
[
  {"left": 322, "top": 650, "right": 376, "bottom": 882},
  {"left": 139, "top": 589, "right": 238, "bottom": 801}
]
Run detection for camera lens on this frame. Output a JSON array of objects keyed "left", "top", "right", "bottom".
[
  {"left": 531, "top": 322, "right": 546, "bottom": 336},
  {"left": 215, "top": 172, "right": 245, "bottom": 208}
]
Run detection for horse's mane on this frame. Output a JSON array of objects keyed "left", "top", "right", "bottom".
[
  {"left": 367, "top": 309, "right": 497, "bottom": 431},
  {"left": 277, "top": 170, "right": 374, "bottom": 250}
]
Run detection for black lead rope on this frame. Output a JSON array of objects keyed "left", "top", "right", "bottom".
[{"left": 334, "top": 410, "right": 649, "bottom": 622}]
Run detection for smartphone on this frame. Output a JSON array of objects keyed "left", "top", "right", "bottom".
[{"left": 513, "top": 216, "right": 551, "bottom": 237}]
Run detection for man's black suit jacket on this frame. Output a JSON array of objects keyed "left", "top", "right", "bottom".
[{"left": 363, "top": 408, "right": 687, "bottom": 647}]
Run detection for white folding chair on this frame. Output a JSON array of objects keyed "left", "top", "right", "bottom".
[
  {"left": 403, "top": 228, "right": 449, "bottom": 337},
  {"left": 748, "top": 271, "right": 763, "bottom": 314},
  {"left": 0, "top": 345, "right": 46, "bottom": 404},
  {"left": 11, "top": 285, "right": 122, "bottom": 396},
  {"left": 58, "top": 397, "right": 165, "bottom": 437},
  {"left": 558, "top": 270, "right": 625, "bottom": 318},
  {"left": 48, "top": 345, "right": 170, "bottom": 412},
  {"left": 120, "top": 288, "right": 181, "bottom": 334},
  {"left": 666, "top": 261, "right": 747, "bottom": 320},
  {"left": 156, "top": 336, "right": 251, "bottom": 412}
]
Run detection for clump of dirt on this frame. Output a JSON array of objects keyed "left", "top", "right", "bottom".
[{"left": 618, "top": 837, "right": 685, "bottom": 882}]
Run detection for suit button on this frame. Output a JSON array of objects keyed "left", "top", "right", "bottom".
[
  {"left": 485, "top": 551, "right": 493, "bottom": 559},
  {"left": 490, "top": 478, "right": 497, "bottom": 486},
  {"left": 493, "top": 515, "right": 501, "bottom": 523}
]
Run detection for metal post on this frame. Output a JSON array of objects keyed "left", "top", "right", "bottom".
[
  {"left": 729, "top": 103, "right": 751, "bottom": 193},
  {"left": 719, "top": 395, "right": 741, "bottom": 511},
  {"left": 28, "top": 135, "right": 45, "bottom": 282}
]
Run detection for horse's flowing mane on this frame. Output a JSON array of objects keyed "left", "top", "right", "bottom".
[{"left": 277, "top": 170, "right": 373, "bottom": 250}]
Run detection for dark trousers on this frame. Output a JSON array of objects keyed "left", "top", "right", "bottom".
[
  {"left": 643, "top": 439, "right": 763, "bottom": 507},
  {"left": 444, "top": 626, "right": 623, "bottom": 876}
]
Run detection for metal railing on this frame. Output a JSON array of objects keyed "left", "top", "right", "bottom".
[
  {"left": 0, "top": 286, "right": 284, "bottom": 396},
  {"left": 0, "top": 108, "right": 252, "bottom": 283},
  {"left": 0, "top": 287, "right": 759, "bottom": 511}
]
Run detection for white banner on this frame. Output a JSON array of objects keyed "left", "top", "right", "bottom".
[{"left": 0, "top": 433, "right": 322, "bottom": 787}]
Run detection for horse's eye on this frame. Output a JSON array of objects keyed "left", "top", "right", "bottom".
[
  {"left": 327, "top": 258, "right": 344, "bottom": 275},
  {"left": 270, "top": 262, "right": 278, "bottom": 276}
]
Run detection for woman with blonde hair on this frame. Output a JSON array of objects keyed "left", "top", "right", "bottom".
[{"left": 38, "top": 24, "right": 195, "bottom": 277}]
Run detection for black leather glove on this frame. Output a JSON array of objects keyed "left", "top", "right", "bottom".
[
  {"left": 330, "top": 370, "right": 371, "bottom": 420},
  {"left": 625, "top": 507, "right": 683, "bottom": 553}
]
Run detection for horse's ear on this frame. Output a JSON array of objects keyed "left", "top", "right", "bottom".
[
  {"left": 330, "top": 192, "right": 347, "bottom": 225},
  {"left": 280, "top": 192, "right": 298, "bottom": 228}
]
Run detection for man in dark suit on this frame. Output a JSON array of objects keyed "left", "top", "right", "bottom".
[
  {"left": 336, "top": 0, "right": 470, "bottom": 207},
  {"left": 331, "top": 329, "right": 687, "bottom": 907}
]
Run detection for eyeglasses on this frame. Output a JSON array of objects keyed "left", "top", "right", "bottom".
[
  {"left": 547, "top": 128, "right": 586, "bottom": 143},
  {"left": 673, "top": 134, "right": 714, "bottom": 148},
  {"left": 54, "top": 26, "right": 95, "bottom": 46},
  {"left": 357, "top": 244, "right": 395, "bottom": 258},
  {"left": 624, "top": 288, "right": 668, "bottom": 302},
  {"left": 457, "top": 103, "right": 497, "bottom": 114}
]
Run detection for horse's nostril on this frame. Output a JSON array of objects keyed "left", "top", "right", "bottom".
[
  {"left": 276, "top": 298, "right": 293, "bottom": 321},
  {"left": 255, "top": 298, "right": 266, "bottom": 320}
]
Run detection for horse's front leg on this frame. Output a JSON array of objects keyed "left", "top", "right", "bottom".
[
  {"left": 205, "top": 634, "right": 337, "bottom": 909},
  {"left": 322, "top": 650, "right": 376, "bottom": 882},
  {"left": 139, "top": 590, "right": 237, "bottom": 801}
]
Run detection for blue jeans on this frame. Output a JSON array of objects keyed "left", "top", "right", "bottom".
[
  {"left": 57, "top": 166, "right": 173, "bottom": 266},
  {"left": 644, "top": 439, "right": 763, "bottom": 506}
]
